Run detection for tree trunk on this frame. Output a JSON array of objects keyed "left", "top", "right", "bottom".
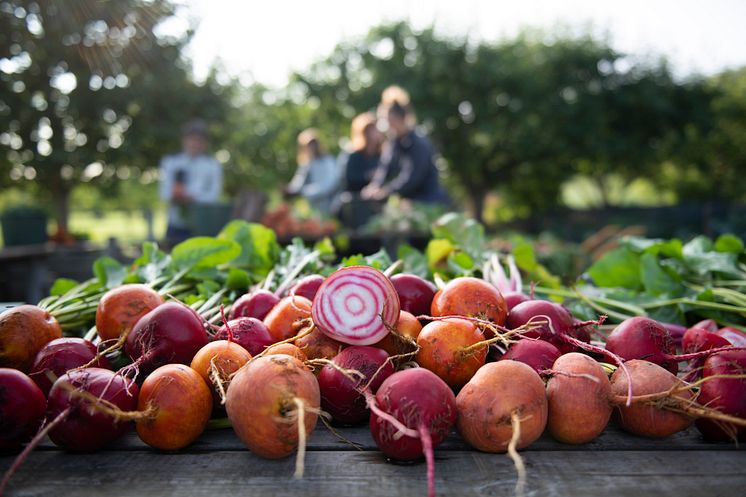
[
  {"left": 51, "top": 186, "right": 71, "bottom": 234},
  {"left": 594, "top": 176, "right": 609, "bottom": 208},
  {"left": 470, "top": 188, "right": 487, "bottom": 225}
]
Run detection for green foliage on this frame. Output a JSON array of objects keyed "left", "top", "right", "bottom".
[
  {"left": 0, "top": 0, "right": 230, "bottom": 227},
  {"left": 218, "top": 221, "right": 280, "bottom": 277},
  {"left": 171, "top": 237, "right": 241, "bottom": 270}
]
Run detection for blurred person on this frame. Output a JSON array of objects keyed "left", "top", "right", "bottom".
[
  {"left": 335, "top": 112, "right": 384, "bottom": 228},
  {"left": 343, "top": 112, "right": 384, "bottom": 193},
  {"left": 361, "top": 87, "right": 448, "bottom": 205},
  {"left": 284, "top": 128, "right": 340, "bottom": 216},
  {"left": 159, "top": 119, "right": 223, "bottom": 244}
]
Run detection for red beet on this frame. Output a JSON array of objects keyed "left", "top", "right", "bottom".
[
  {"left": 29, "top": 338, "right": 111, "bottom": 396},
  {"left": 506, "top": 300, "right": 587, "bottom": 354},
  {"left": 503, "top": 292, "right": 530, "bottom": 311},
  {"left": 289, "top": 275, "right": 325, "bottom": 301},
  {"left": 500, "top": 339, "right": 561, "bottom": 374},
  {"left": 46, "top": 367, "right": 139, "bottom": 451},
  {"left": 606, "top": 317, "right": 678, "bottom": 374},
  {"left": 124, "top": 302, "right": 209, "bottom": 377},
  {"left": 229, "top": 289, "right": 280, "bottom": 321},
  {"left": 213, "top": 317, "right": 274, "bottom": 356},
  {"left": 369, "top": 368, "right": 457, "bottom": 497},
  {"left": 682, "top": 326, "right": 730, "bottom": 354},
  {"left": 0, "top": 368, "right": 46, "bottom": 450},
  {"left": 390, "top": 274, "right": 437, "bottom": 317},
  {"left": 318, "top": 346, "right": 395, "bottom": 425},
  {"left": 716, "top": 327, "right": 746, "bottom": 347},
  {"left": 695, "top": 349, "right": 746, "bottom": 441},
  {"left": 692, "top": 319, "right": 719, "bottom": 333}
]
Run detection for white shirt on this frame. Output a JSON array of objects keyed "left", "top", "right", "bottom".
[{"left": 159, "top": 153, "right": 223, "bottom": 228}]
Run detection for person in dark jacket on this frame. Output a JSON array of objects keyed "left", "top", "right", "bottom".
[
  {"left": 343, "top": 112, "right": 384, "bottom": 193},
  {"left": 361, "top": 87, "right": 448, "bottom": 205}
]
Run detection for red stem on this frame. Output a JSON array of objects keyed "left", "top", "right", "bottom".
[
  {"left": 667, "top": 346, "right": 746, "bottom": 362},
  {"left": 220, "top": 304, "right": 234, "bottom": 343},
  {"left": 415, "top": 314, "right": 511, "bottom": 334},
  {"left": 0, "top": 407, "right": 72, "bottom": 495},
  {"left": 418, "top": 424, "right": 436, "bottom": 497}
]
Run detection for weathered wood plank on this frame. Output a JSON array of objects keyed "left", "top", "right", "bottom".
[
  {"left": 35, "top": 423, "right": 741, "bottom": 453},
  {"left": 3, "top": 449, "right": 745, "bottom": 497}
]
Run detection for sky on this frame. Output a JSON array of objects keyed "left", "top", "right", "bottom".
[{"left": 172, "top": 0, "right": 746, "bottom": 87}]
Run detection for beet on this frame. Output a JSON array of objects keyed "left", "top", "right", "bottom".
[
  {"left": 503, "top": 292, "right": 530, "bottom": 311},
  {"left": 431, "top": 277, "right": 507, "bottom": 326},
  {"left": 390, "top": 273, "right": 437, "bottom": 317},
  {"left": 46, "top": 367, "right": 139, "bottom": 451},
  {"left": 226, "top": 354, "right": 320, "bottom": 460},
  {"left": 506, "top": 300, "right": 586, "bottom": 354},
  {"left": 312, "top": 266, "right": 400, "bottom": 346},
  {"left": 715, "top": 327, "right": 746, "bottom": 347},
  {"left": 546, "top": 353, "right": 612, "bottom": 444},
  {"left": 289, "top": 275, "right": 324, "bottom": 301},
  {"left": 318, "top": 346, "right": 395, "bottom": 424},
  {"left": 229, "top": 289, "right": 280, "bottom": 321},
  {"left": 606, "top": 317, "right": 678, "bottom": 374},
  {"left": 610, "top": 360, "right": 692, "bottom": 438},
  {"left": 0, "top": 368, "right": 47, "bottom": 451},
  {"left": 695, "top": 349, "right": 746, "bottom": 441},
  {"left": 457, "top": 361, "right": 548, "bottom": 452},
  {"left": 0, "top": 305, "right": 62, "bottom": 372},
  {"left": 29, "top": 338, "right": 111, "bottom": 396},
  {"left": 124, "top": 302, "right": 209, "bottom": 377},
  {"left": 213, "top": 317, "right": 274, "bottom": 356},
  {"left": 501, "top": 339, "right": 561, "bottom": 374},
  {"left": 369, "top": 368, "right": 457, "bottom": 497},
  {"left": 95, "top": 284, "right": 163, "bottom": 342}
]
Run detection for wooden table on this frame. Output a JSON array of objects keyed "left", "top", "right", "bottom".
[{"left": 2, "top": 422, "right": 744, "bottom": 496}]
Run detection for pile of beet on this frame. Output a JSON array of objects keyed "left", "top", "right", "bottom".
[{"left": 2, "top": 267, "right": 745, "bottom": 497}]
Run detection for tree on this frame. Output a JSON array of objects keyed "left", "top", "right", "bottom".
[
  {"left": 659, "top": 67, "right": 746, "bottom": 203},
  {"left": 292, "top": 22, "right": 708, "bottom": 222},
  {"left": 0, "top": 0, "right": 229, "bottom": 230}
]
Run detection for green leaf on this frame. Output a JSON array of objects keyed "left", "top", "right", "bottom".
[
  {"left": 640, "top": 252, "right": 683, "bottom": 296},
  {"left": 341, "top": 249, "right": 392, "bottom": 270},
  {"left": 513, "top": 239, "right": 538, "bottom": 271},
  {"left": 682, "top": 235, "right": 739, "bottom": 276},
  {"left": 50, "top": 278, "right": 78, "bottom": 296},
  {"left": 431, "top": 213, "right": 485, "bottom": 261},
  {"left": 714, "top": 234, "right": 745, "bottom": 254},
  {"left": 646, "top": 302, "right": 686, "bottom": 326},
  {"left": 447, "top": 251, "right": 475, "bottom": 276},
  {"left": 93, "top": 257, "right": 127, "bottom": 289},
  {"left": 218, "top": 221, "right": 279, "bottom": 276},
  {"left": 134, "top": 241, "right": 171, "bottom": 282},
  {"left": 426, "top": 238, "right": 455, "bottom": 273},
  {"left": 313, "top": 237, "right": 336, "bottom": 261},
  {"left": 172, "top": 237, "right": 241, "bottom": 270},
  {"left": 683, "top": 236, "right": 713, "bottom": 256},
  {"left": 586, "top": 247, "right": 642, "bottom": 290},
  {"left": 226, "top": 268, "right": 251, "bottom": 291},
  {"left": 196, "top": 280, "right": 221, "bottom": 298},
  {"left": 188, "top": 266, "right": 221, "bottom": 281},
  {"left": 623, "top": 236, "right": 683, "bottom": 259},
  {"left": 398, "top": 244, "right": 429, "bottom": 279}
]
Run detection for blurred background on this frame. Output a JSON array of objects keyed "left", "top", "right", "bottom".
[{"left": 1, "top": 0, "right": 745, "bottom": 299}]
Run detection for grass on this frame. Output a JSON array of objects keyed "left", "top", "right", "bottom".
[{"left": 68, "top": 209, "right": 168, "bottom": 243}]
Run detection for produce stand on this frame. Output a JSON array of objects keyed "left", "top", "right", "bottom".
[{"left": 2, "top": 424, "right": 744, "bottom": 496}]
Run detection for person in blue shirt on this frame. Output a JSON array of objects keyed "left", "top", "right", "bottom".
[
  {"left": 361, "top": 87, "right": 448, "bottom": 205},
  {"left": 284, "top": 129, "right": 340, "bottom": 216},
  {"left": 159, "top": 119, "right": 222, "bottom": 244}
]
